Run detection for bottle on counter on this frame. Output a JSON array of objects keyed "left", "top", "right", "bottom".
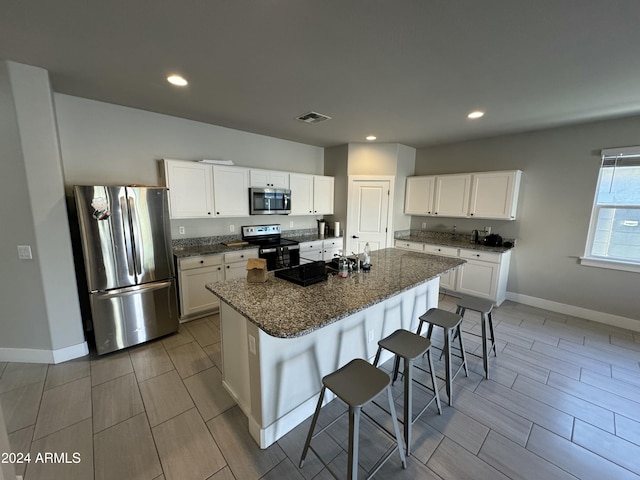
[{"left": 362, "top": 242, "right": 371, "bottom": 271}]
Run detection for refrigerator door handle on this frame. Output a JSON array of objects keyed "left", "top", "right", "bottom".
[
  {"left": 128, "top": 195, "right": 144, "bottom": 277},
  {"left": 93, "top": 281, "right": 173, "bottom": 298},
  {"left": 120, "top": 193, "right": 136, "bottom": 276}
]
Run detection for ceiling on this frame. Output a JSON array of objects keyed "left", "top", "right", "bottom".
[{"left": 2, "top": 1, "right": 640, "bottom": 148}]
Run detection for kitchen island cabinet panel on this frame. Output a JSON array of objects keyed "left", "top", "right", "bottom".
[{"left": 208, "top": 248, "right": 464, "bottom": 448}]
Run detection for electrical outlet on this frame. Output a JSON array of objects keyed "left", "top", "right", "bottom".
[
  {"left": 17, "top": 245, "right": 32, "bottom": 260},
  {"left": 368, "top": 329, "right": 374, "bottom": 342},
  {"left": 178, "top": 226, "right": 185, "bottom": 235},
  {"left": 230, "top": 224, "right": 235, "bottom": 232},
  {"left": 421, "top": 222, "right": 427, "bottom": 229},
  {"left": 289, "top": 221, "right": 294, "bottom": 228},
  {"left": 248, "top": 334, "right": 256, "bottom": 354}
]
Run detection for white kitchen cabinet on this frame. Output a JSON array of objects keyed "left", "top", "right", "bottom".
[
  {"left": 178, "top": 254, "right": 224, "bottom": 319},
  {"left": 323, "top": 237, "right": 344, "bottom": 261},
  {"left": 249, "top": 169, "right": 290, "bottom": 188},
  {"left": 177, "top": 248, "right": 258, "bottom": 320},
  {"left": 212, "top": 166, "right": 250, "bottom": 217},
  {"left": 423, "top": 244, "right": 459, "bottom": 291},
  {"left": 313, "top": 176, "right": 334, "bottom": 215},
  {"left": 456, "top": 249, "right": 511, "bottom": 305},
  {"left": 469, "top": 170, "right": 522, "bottom": 220},
  {"left": 161, "top": 159, "right": 214, "bottom": 219},
  {"left": 299, "top": 240, "right": 324, "bottom": 263},
  {"left": 394, "top": 240, "right": 511, "bottom": 304},
  {"left": 404, "top": 176, "right": 435, "bottom": 215},
  {"left": 289, "top": 173, "right": 314, "bottom": 215},
  {"left": 224, "top": 249, "right": 259, "bottom": 280},
  {"left": 394, "top": 239, "right": 425, "bottom": 251},
  {"left": 289, "top": 173, "right": 334, "bottom": 216},
  {"left": 433, "top": 174, "right": 471, "bottom": 218}
]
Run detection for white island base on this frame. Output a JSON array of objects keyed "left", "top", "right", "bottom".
[{"left": 219, "top": 277, "right": 440, "bottom": 448}]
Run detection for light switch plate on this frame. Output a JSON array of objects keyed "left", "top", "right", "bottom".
[{"left": 17, "top": 245, "right": 32, "bottom": 260}]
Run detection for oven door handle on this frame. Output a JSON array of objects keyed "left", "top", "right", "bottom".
[{"left": 261, "top": 248, "right": 277, "bottom": 254}]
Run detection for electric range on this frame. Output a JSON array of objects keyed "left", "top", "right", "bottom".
[{"left": 241, "top": 224, "right": 300, "bottom": 271}]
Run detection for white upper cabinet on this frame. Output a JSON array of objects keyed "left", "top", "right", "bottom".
[
  {"left": 289, "top": 173, "right": 314, "bottom": 215},
  {"left": 290, "top": 174, "right": 334, "bottom": 216},
  {"left": 404, "top": 176, "right": 435, "bottom": 215},
  {"left": 469, "top": 170, "right": 522, "bottom": 220},
  {"left": 404, "top": 170, "right": 522, "bottom": 220},
  {"left": 433, "top": 174, "right": 471, "bottom": 217},
  {"left": 212, "top": 166, "right": 250, "bottom": 217},
  {"left": 249, "top": 169, "right": 290, "bottom": 188},
  {"left": 313, "top": 175, "right": 334, "bottom": 215},
  {"left": 161, "top": 159, "right": 214, "bottom": 218}
]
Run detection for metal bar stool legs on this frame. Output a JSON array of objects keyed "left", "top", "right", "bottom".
[
  {"left": 417, "top": 308, "right": 468, "bottom": 406},
  {"left": 455, "top": 295, "right": 497, "bottom": 379},
  {"left": 373, "top": 329, "right": 441, "bottom": 456},
  {"left": 299, "top": 358, "right": 407, "bottom": 480}
]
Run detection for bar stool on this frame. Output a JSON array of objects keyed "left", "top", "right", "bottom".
[
  {"left": 455, "top": 295, "right": 497, "bottom": 379},
  {"left": 417, "top": 308, "right": 468, "bottom": 406},
  {"left": 373, "top": 329, "right": 441, "bottom": 456},
  {"left": 299, "top": 358, "right": 406, "bottom": 480}
]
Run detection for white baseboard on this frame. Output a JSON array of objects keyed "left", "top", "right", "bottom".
[
  {"left": 505, "top": 292, "right": 640, "bottom": 333},
  {"left": 0, "top": 341, "right": 89, "bottom": 364}
]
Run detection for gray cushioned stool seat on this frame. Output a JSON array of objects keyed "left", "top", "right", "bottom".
[
  {"left": 455, "top": 295, "right": 497, "bottom": 379},
  {"left": 417, "top": 308, "right": 468, "bottom": 406},
  {"left": 299, "top": 358, "right": 407, "bottom": 480},
  {"left": 373, "top": 329, "right": 441, "bottom": 455}
]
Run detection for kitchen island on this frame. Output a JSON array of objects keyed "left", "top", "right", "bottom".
[{"left": 206, "top": 248, "right": 464, "bottom": 448}]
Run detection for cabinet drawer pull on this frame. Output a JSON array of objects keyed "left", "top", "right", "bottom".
[{"left": 200, "top": 260, "right": 204, "bottom": 264}]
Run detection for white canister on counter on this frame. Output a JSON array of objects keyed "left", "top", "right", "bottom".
[{"left": 334, "top": 221, "right": 340, "bottom": 237}]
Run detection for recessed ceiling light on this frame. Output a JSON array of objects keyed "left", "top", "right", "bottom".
[
  {"left": 167, "top": 75, "right": 188, "bottom": 86},
  {"left": 467, "top": 110, "right": 485, "bottom": 119},
  {"left": 366, "top": 135, "right": 377, "bottom": 141}
]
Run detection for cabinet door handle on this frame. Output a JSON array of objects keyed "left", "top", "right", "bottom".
[
  {"left": 470, "top": 213, "right": 474, "bottom": 216},
  {"left": 226, "top": 265, "right": 230, "bottom": 269},
  {"left": 200, "top": 260, "right": 204, "bottom": 264},
  {"left": 217, "top": 267, "right": 221, "bottom": 270},
  {"left": 216, "top": 212, "right": 220, "bottom": 215},
  {"left": 476, "top": 254, "right": 480, "bottom": 257},
  {"left": 208, "top": 212, "right": 211, "bottom": 215}
]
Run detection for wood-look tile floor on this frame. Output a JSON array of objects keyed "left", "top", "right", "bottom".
[{"left": 2, "top": 297, "right": 640, "bottom": 479}]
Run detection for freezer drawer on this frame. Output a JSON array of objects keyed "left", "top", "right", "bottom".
[{"left": 90, "top": 280, "right": 179, "bottom": 355}]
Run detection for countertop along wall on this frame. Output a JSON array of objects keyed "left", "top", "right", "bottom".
[
  {"left": 54, "top": 94, "right": 325, "bottom": 238},
  {"left": 415, "top": 115, "right": 640, "bottom": 329}
]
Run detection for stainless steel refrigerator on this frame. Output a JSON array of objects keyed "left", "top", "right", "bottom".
[{"left": 74, "top": 185, "right": 178, "bottom": 354}]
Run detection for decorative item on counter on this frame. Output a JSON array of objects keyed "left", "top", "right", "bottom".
[
  {"left": 362, "top": 243, "right": 371, "bottom": 271},
  {"left": 246, "top": 258, "right": 268, "bottom": 283},
  {"left": 337, "top": 251, "right": 350, "bottom": 278},
  {"left": 318, "top": 220, "right": 325, "bottom": 237}
]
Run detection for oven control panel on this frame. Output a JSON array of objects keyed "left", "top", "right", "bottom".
[{"left": 242, "top": 224, "right": 281, "bottom": 238}]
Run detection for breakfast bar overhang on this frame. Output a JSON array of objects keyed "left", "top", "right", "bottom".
[{"left": 207, "top": 248, "right": 465, "bottom": 448}]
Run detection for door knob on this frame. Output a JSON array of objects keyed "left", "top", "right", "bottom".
[{"left": 352, "top": 235, "right": 359, "bottom": 239}]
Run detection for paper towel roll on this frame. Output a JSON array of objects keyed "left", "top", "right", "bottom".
[{"left": 334, "top": 221, "right": 340, "bottom": 237}]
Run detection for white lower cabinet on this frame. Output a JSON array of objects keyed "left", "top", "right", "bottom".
[
  {"left": 177, "top": 248, "right": 258, "bottom": 320},
  {"left": 422, "top": 244, "right": 459, "bottom": 291},
  {"left": 323, "top": 237, "right": 344, "bottom": 261},
  {"left": 299, "top": 241, "right": 324, "bottom": 263},
  {"left": 395, "top": 240, "right": 512, "bottom": 305},
  {"left": 178, "top": 255, "right": 224, "bottom": 319},
  {"left": 224, "top": 249, "right": 259, "bottom": 280},
  {"left": 299, "top": 237, "right": 344, "bottom": 263}
]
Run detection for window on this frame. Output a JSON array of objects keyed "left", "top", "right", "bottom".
[{"left": 582, "top": 146, "right": 640, "bottom": 272}]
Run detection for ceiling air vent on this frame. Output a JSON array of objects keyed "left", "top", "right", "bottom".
[{"left": 296, "top": 111, "right": 332, "bottom": 124}]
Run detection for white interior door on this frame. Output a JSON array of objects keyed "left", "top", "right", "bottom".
[{"left": 347, "top": 178, "right": 392, "bottom": 254}]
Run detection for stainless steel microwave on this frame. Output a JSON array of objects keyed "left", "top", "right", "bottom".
[{"left": 249, "top": 187, "right": 291, "bottom": 215}]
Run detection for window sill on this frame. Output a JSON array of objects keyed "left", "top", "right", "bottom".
[{"left": 580, "top": 257, "right": 640, "bottom": 274}]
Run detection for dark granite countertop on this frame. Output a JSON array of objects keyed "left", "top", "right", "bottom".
[
  {"left": 395, "top": 234, "right": 512, "bottom": 253},
  {"left": 206, "top": 248, "right": 465, "bottom": 338}
]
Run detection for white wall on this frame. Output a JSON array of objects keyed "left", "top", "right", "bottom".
[
  {"left": 54, "top": 94, "right": 325, "bottom": 237},
  {"left": 0, "top": 61, "right": 86, "bottom": 361},
  {"left": 415, "top": 115, "right": 640, "bottom": 326}
]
